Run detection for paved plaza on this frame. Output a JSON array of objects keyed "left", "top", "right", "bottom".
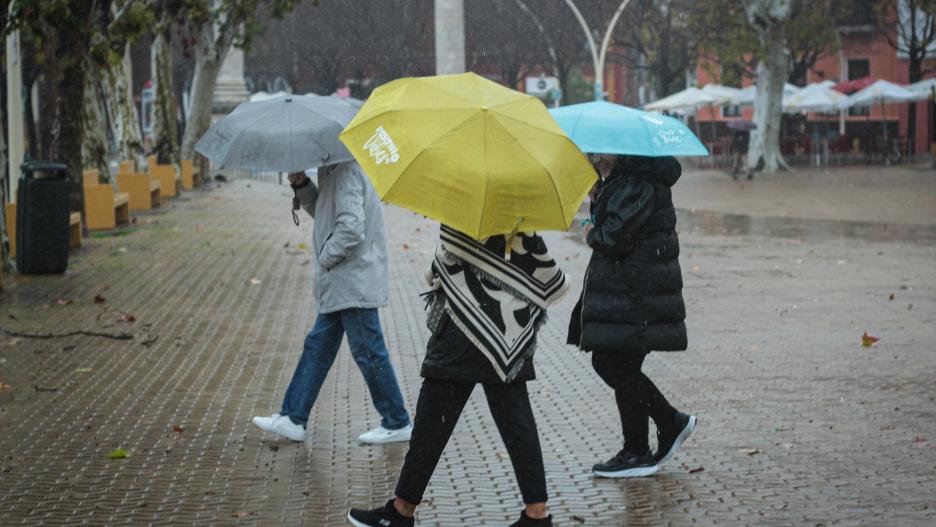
[{"left": 1, "top": 166, "right": 935, "bottom": 526}]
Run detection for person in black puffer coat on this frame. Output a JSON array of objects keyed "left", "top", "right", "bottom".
[{"left": 568, "top": 154, "right": 698, "bottom": 479}]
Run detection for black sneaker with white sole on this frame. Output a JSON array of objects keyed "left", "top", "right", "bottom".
[
  {"left": 347, "top": 499, "right": 414, "bottom": 527},
  {"left": 655, "top": 412, "right": 697, "bottom": 466},
  {"left": 592, "top": 449, "right": 658, "bottom": 478}
]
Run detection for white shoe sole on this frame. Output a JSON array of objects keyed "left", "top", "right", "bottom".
[
  {"left": 251, "top": 417, "right": 305, "bottom": 442},
  {"left": 657, "top": 415, "right": 697, "bottom": 467},
  {"left": 346, "top": 511, "right": 370, "bottom": 527},
  {"left": 593, "top": 464, "right": 659, "bottom": 478},
  {"left": 358, "top": 428, "right": 412, "bottom": 444}
]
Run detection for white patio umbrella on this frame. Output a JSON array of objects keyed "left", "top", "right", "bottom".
[
  {"left": 840, "top": 79, "right": 917, "bottom": 108},
  {"left": 839, "top": 80, "right": 917, "bottom": 141},
  {"left": 644, "top": 87, "right": 716, "bottom": 111},
  {"left": 730, "top": 83, "right": 801, "bottom": 106},
  {"left": 908, "top": 78, "right": 936, "bottom": 101},
  {"left": 701, "top": 84, "right": 742, "bottom": 105},
  {"left": 784, "top": 83, "right": 849, "bottom": 113}
]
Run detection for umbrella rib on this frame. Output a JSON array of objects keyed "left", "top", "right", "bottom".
[{"left": 490, "top": 113, "right": 569, "bottom": 229}]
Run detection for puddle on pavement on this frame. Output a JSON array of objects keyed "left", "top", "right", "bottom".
[
  {"left": 568, "top": 209, "right": 936, "bottom": 245},
  {"left": 676, "top": 209, "right": 936, "bottom": 244}
]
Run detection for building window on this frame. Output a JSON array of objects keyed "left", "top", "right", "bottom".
[
  {"left": 848, "top": 58, "right": 870, "bottom": 116},
  {"left": 722, "top": 105, "right": 742, "bottom": 118}
]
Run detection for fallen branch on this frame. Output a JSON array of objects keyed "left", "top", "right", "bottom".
[{"left": 0, "top": 326, "right": 133, "bottom": 341}]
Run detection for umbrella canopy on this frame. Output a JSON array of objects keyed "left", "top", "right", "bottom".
[
  {"left": 701, "top": 84, "right": 743, "bottom": 105},
  {"left": 839, "top": 79, "right": 917, "bottom": 109},
  {"left": 730, "top": 83, "right": 801, "bottom": 106},
  {"left": 549, "top": 101, "right": 709, "bottom": 157},
  {"left": 908, "top": 78, "right": 936, "bottom": 100},
  {"left": 784, "top": 83, "right": 850, "bottom": 113},
  {"left": 338, "top": 72, "right": 596, "bottom": 239},
  {"left": 832, "top": 76, "right": 876, "bottom": 94},
  {"left": 644, "top": 87, "right": 716, "bottom": 112},
  {"left": 195, "top": 94, "right": 358, "bottom": 172}
]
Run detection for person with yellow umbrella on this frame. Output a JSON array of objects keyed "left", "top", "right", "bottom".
[{"left": 340, "top": 73, "right": 595, "bottom": 527}]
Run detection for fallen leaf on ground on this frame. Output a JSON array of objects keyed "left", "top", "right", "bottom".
[
  {"left": 56, "top": 299, "right": 72, "bottom": 306},
  {"left": 94, "top": 294, "right": 106, "bottom": 304},
  {"left": 118, "top": 314, "right": 137, "bottom": 323},
  {"left": 195, "top": 224, "right": 204, "bottom": 231},
  {"left": 106, "top": 448, "right": 129, "bottom": 459},
  {"left": 248, "top": 278, "right": 261, "bottom": 285},
  {"left": 740, "top": 448, "right": 761, "bottom": 456},
  {"left": 8, "top": 314, "right": 16, "bottom": 320},
  {"left": 861, "top": 332, "right": 880, "bottom": 347},
  {"left": 688, "top": 466, "right": 705, "bottom": 473},
  {"left": 495, "top": 452, "right": 508, "bottom": 461},
  {"left": 231, "top": 511, "right": 253, "bottom": 518},
  {"left": 74, "top": 368, "right": 93, "bottom": 373},
  {"left": 296, "top": 243, "right": 309, "bottom": 250},
  {"left": 402, "top": 243, "right": 410, "bottom": 250},
  {"left": 888, "top": 293, "right": 895, "bottom": 301},
  {"left": 172, "top": 426, "right": 184, "bottom": 434},
  {"left": 0, "top": 382, "right": 12, "bottom": 392}
]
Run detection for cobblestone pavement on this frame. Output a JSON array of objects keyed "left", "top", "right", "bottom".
[{"left": 1, "top": 173, "right": 934, "bottom": 526}]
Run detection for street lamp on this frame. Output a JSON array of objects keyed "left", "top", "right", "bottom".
[{"left": 562, "top": 0, "right": 631, "bottom": 101}]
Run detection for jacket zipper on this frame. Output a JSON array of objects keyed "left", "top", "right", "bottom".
[
  {"left": 318, "top": 232, "right": 333, "bottom": 257},
  {"left": 580, "top": 268, "right": 590, "bottom": 344}
]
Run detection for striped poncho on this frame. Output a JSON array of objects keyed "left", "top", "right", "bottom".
[{"left": 425, "top": 225, "right": 569, "bottom": 382}]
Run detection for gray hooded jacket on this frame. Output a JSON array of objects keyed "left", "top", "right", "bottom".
[{"left": 295, "top": 161, "right": 389, "bottom": 313}]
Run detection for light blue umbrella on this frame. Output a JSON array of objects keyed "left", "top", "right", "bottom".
[{"left": 549, "top": 101, "right": 709, "bottom": 157}]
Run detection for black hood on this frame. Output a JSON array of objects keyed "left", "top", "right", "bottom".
[{"left": 610, "top": 155, "right": 682, "bottom": 188}]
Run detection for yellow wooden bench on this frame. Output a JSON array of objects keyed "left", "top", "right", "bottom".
[
  {"left": 147, "top": 155, "right": 178, "bottom": 198},
  {"left": 69, "top": 212, "right": 82, "bottom": 248},
  {"left": 180, "top": 159, "right": 201, "bottom": 190},
  {"left": 119, "top": 160, "right": 137, "bottom": 175},
  {"left": 5, "top": 202, "right": 16, "bottom": 259},
  {"left": 4, "top": 203, "right": 80, "bottom": 259},
  {"left": 83, "top": 170, "right": 130, "bottom": 230},
  {"left": 117, "top": 171, "right": 162, "bottom": 211}
]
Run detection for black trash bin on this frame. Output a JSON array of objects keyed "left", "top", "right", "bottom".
[{"left": 16, "top": 161, "right": 71, "bottom": 274}]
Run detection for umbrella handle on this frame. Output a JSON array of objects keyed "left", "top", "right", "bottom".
[{"left": 505, "top": 217, "right": 524, "bottom": 255}]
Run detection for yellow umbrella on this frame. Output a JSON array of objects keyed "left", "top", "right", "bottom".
[{"left": 339, "top": 72, "right": 596, "bottom": 239}]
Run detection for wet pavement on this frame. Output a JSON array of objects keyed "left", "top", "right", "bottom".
[{"left": 1, "top": 173, "right": 935, "bottom": 526}]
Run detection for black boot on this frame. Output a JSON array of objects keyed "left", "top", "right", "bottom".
[
  {"left": 347, "top": 499, "right": 414, "bottom": 527},
  {"left": 655, "top": 412, "right": 697, "bottom": 466},
  {"left": 592, "top": 448, "right": 658, "bottom": 478},
  {"left": 509, "top": 510, "right": 553, "bottom": 527}
]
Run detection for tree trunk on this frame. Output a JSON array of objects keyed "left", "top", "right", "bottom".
[
  {"left": 747, "top": 57, "right": 790, "bottom": 173},
  {"left": 152, "top": 20, "right": 180, "bottom": 165},
  {"left": 40, "top": 32, "right": 86, "bottom": 214},
  {"left": 82, "top": 60, "right": 112, "bottom": 181},
  {"left": 745, "top": 0, "right": 793, "bottom": 174},
  {"left": 180, "top": 28, "right": 229, "bottom": 161},
  {"left": 113, "top": 45, "right": 145, "bottom": 167}
]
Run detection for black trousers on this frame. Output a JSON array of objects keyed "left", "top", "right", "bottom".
[
  {"left": 591, "top": 350, "right": 677, "bottom": 454},
  {"left": 395, "top": 378, "right": 548, "bottom": 505}
]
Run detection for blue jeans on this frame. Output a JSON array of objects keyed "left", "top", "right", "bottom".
[{"left": 280, "top": 308, "right": 411, "bottom": 430}]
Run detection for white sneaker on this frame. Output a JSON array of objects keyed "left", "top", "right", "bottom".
[
  {"left": 357, "top": 424, "right": 413, "bottom": 444},
  {"left": 251, "top": 413, "right": 306, "bottom": 442}
]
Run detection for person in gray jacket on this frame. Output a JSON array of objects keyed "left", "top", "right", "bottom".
[{"left": 252, "top": 161, "right": 412, "bottom": 444}]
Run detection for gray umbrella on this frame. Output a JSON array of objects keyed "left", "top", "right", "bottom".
[{"left": 195, "top": 94, "right": 358, "bottom": 172}]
